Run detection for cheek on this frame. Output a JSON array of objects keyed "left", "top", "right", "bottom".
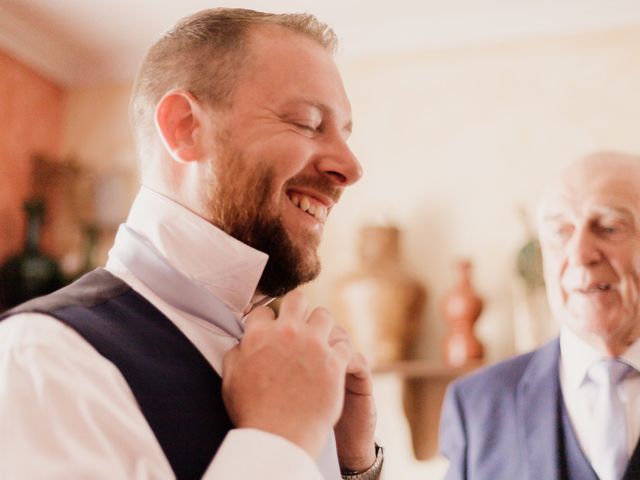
[
  {"left": 620, "top": 259, "right": 640, "bottom": 307},
  {"left": 631, "top": 254, "right": 640, "bottom": 280},
  {"left": 542, "top": 252, "right": 564, "bottom": 287},
  {"left": 542, "top": 253, "right": 568, "bottom": 310}
]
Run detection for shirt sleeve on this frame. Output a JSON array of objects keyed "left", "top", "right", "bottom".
[
  {"left": 0, "top": 313, "right": 173, "bottom": 479},
  {"left": 0, "top": 313, "right": 323, "bottom": 480},
  {"left": 205, "top": 429, "right": 323, "bottom": 479}
]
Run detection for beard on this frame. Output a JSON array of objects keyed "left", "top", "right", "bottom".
[{"left": 204, "top": 134, "right": 336, "bottom": 297}]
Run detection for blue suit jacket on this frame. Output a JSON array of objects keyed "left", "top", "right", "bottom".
[{"left": 439, "top": 339, "right": 640, "bottom": 480}]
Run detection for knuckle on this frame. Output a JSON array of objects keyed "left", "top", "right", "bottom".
[
  {"left": 277, "top": 322, "right": 299, "bottom": 341},
  {"left": 282, "top": 289, "right": 306, "bottom": 308},
  {"left": 331, "top": 324, "right": 347, "bottom": 337},
  {"left": 311, "top": 306, "right": 334, "bottom": 324},
  {"left": 242, "top": 323, "right": 266, "bottom": 344},
  {"left": 354, "top": 351, "right": 370, "bottom": 367},
  {"left": 305, "top": 334, "right": 328, "bottom": 354}
]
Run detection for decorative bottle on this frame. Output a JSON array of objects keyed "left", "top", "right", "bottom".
[
  {"left": 333, "top": 225, "right": 426, "bottom": 365},
  {"left": 441, "top": 259, "right": 484, "bottom": 366},
  {"left": 0, "top": 199, "right": 66, "bottom": 310}
]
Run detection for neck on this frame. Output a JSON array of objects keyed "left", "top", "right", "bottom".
[{"left": 578, "top": 330, "right": 635, "bottom": 357}]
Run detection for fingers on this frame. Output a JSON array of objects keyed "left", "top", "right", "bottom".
[
  {"left": 244, "top": 305, "right": 276, "bottom": 329},
  {"left": 329, "top": 324, "right": 350, "bottom": 347},
  {"left": 245, "top": 291, "right": 351, "bottom": 368},
  {"left": 345, "top": 351, "right": 370, "bottom": 377},
  {"left": 306, "top": 307, "right": 334, "bottom": 341},
  {"left": 277, "top": 291, "right": 334, "bottom": 341},
  {"left": 331, "top": 335, "right": 353, "bottom": 368},
  {"left": 328, "top": 326, "right": 371, "bottom": 385},
  {"left": 222, "top": 345, "right": 240, "bottom": 379},
  {"left": 278, "top": 290, "right": 309, "bottom": 324},
  {"left": 221, "top": 292, "right": 356, "bottom": 457}
]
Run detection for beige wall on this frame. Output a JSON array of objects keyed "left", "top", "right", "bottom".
[
  {"left": 60, "top": 83, "right": 138, "bottom": 264},
  {"left": 61, "top": 83, "right": 137, "bottom": 174},
  {"left": 59, "top": 26, "right": 640, "bottom": 478},
  {"left": 323, "top": 26, "right": 640, "bottom": 362},
  {"left": 332, "top": 26, "right": 640, "bottom": 478}
]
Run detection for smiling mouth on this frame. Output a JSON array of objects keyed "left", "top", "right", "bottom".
[{"left": 288, "top": 192, "right": 328, "bottom": 222}]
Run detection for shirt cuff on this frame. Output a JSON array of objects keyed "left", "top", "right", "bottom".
[{"left": 203, "top": 428, "right": 323, "bottom": 480}]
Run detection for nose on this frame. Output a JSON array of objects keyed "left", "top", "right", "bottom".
[
  {"left": 317, "top": 134, "right": 363, "bottom": 186},
  {"left": 567, "top": 225, "right": 602, "bottom": 266}
]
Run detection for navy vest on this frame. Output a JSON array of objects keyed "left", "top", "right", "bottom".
[
  {"left": 558, "top": 383, "right": 640, "bottom": 480},
  {"left": 558, "top": 394, "right": 598, "bottom": 480},
  {"left": 1, "top": 268, "right": 234, "bottom": 480}
]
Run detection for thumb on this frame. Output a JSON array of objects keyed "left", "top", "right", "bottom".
[{"left": 222, "top": 344, "right": 240, "bottom": 380}]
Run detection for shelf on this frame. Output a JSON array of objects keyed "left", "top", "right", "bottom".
[
  {"left": 373, "top": 359, "right": 483, "bottom": 378},
  {"left": 373, "top": 359, "right": 484, "bottom": 460}
]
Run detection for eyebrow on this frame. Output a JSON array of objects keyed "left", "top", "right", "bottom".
[
  {"left": 540, "top": 213, "right": 565, "bottom": 223},
  {"left": 590, "top": 206, "right": 634, "bottom": 218},
  {"left": 541, "top": 206, "right": 635, "bottom": 223}
]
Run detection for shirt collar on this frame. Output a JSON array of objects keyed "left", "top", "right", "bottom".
[
  {"left": 560, "top": 325, "right": 640, "bottom": 390},
  {"left": 620, "top": 337, "right": 640, "bottom": 373},
  {"left": 560, "top": 325, "right": 602, "bottom": 390},
  {"left": 121, "top": 186, "right": 269, "bottom": 317}
]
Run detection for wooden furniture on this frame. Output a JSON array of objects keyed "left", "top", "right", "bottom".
[{"left": 374, "top": 360, "right": 483, "bottom": 460}]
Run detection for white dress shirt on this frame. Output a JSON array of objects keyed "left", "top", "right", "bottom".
[
  {"left": 0, "top": 187, "right": 333, "bottom": 480},
  {"left": 560, "top": 326, "right": 640, "bottom": 477}
]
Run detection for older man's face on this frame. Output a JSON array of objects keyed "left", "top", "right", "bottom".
[
  {"left": 538, "top": 156, "right": 640, "bottom": 354},
  {"left": 198, "top": 26, "right": 362, "bottom": 296}
]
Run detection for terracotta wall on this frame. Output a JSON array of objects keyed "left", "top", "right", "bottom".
[{"left": 0, "top": 50, "right": 64, "bottom": 262}]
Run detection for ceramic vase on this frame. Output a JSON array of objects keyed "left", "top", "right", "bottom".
[
  {"left": 333, "top": 225, "right": 426, "bottom": 365},
  {"left": 442, "top": 259, "right": 484, "bottom": 366}
]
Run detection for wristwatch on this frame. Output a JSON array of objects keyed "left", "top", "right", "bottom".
[{"left": 341, "top": 444, "right": 384, "bottom": 480}]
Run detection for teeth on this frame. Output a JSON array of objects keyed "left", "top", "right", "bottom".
[
  {"left": 289, "top": 192, "right": 328, "bottom": 222},
  {"left": 597, "top": 283, "right": 610, "bottom": 291}
]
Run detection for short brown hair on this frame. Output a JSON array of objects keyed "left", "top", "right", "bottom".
[{"left": 129, "top": 8, "right": 337, "bottom": 152}]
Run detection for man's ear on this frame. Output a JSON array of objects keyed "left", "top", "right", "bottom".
[{"left": 154, "top": 90, "right": 205, "bottom": 163}]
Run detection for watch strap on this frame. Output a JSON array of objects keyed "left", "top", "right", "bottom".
[{"left": 341, "top": 444, "right": 384, "bottom": 480}]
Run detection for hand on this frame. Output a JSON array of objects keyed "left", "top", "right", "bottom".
[
  {"left": 332, "top": 327, "right": 377, "bottom": 472},
  {"left": 222, "top": 290, "right": 351, "bottom": 458}
]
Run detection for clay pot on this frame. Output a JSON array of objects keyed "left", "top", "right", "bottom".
[
  {"left": 333, "top": 226, "right": 426, "bottom": 365},
  {"left": 442, "top": 259, "right": 484, "bottom": 366}
]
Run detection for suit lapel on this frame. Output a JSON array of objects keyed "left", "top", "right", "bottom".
[{"left": 516, "top": 339, "right": 563, "bottom": 480}]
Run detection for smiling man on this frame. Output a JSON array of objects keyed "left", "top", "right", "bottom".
[
  {"left": 0, "top": 8, "right": 382, "bottom": 480},
  {"left": 440, "top": 151, "right": 640, "bottom": 480}
]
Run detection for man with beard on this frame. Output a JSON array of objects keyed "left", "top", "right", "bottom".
[
  {"left": 440, "top": 151, "right": 640, "bottom": 480},
  {"left": 0, "top": 9, "right": 382, "bottom": 480}
]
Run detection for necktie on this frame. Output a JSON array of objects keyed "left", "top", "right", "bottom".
[{"left": 588, "top": 358, "right": 633, "bottom": 480}]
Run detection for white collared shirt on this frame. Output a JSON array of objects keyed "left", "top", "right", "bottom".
[
  {"left": 0, "top": 187, "right": 327, "bottom": 480},
  {"left": 560, "top": 326, "right": 640, "bottom": 474}
]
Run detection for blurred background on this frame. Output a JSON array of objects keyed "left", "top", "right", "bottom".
[{"left": 2, "top": 0, "right": 640, "bottom": 477}]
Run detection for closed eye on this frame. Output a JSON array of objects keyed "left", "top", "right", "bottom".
[{"left": 292, "top": 121, "right": 321, "bottom": 136}]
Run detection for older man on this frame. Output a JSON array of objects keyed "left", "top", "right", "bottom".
[
  {"left": 0, "top": 8, "right": 382, "bottom": 480},
  {"left": 440, "top": 151, "right": 640, "bottom": 480}
]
